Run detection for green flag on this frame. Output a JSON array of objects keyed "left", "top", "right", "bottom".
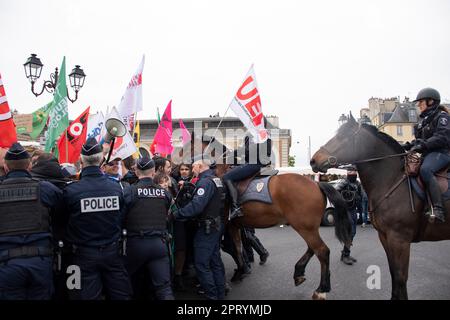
[
  {"left": 45, "top": 57, "right": 69, "bottom": 152},
  {"left": 157, "top": 107, "right": 161, "bottom": 124},
  {"left": 28, "top": 101, "right": 53, "bottom": 139}
]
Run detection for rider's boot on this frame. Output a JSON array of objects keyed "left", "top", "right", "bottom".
[
  {"left": 427, "top": 179, "right": 446, "bottom": 223},
  {"left": 225, "top": 180, "right": 243, "bottom": 219}
]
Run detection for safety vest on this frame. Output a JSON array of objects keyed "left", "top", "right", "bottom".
[
  {"left": 126, "top": 180, "right": 168, "bottom": 233},
  {"left": 0, "top": 177, "right": 50, "bottom": 236},
  {"left": 199, "top": 176, "right": 224, "bottom": 220}
]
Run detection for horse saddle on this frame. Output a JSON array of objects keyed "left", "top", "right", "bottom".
[
  {"left": 236, "top": 169, "right": 278, "bottom": 205},
  {"left": 410, "top": 166, "right": 450, "bottom": 202}
]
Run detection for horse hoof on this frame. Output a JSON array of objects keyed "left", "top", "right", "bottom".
[
  {"left": 312, "top": 291, "right": 327, "bottom": 300},
  {"left": 294, "top": 276, "right": 306, "bottom": 286}
]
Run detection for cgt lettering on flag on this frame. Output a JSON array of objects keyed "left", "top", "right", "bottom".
[{"left": 236, "top": 75, "right": 264, "bottom": 128}]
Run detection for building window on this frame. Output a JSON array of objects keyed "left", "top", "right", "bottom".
[
  {"left": 408, "top": 109, "right": 416, "bottom": 122},
  {"left": 397, "top": 125, "right": 403, "bottom": 136}
]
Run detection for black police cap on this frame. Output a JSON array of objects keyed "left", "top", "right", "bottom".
[
  {"left": 137, "top": 156, "right": 155, "bottom": 170},
  {"left": 4, "top": 142, "right": 30, "bottom": 161},
  {"left": 81, "top": 137, "right": 103, "bottom": 156}
]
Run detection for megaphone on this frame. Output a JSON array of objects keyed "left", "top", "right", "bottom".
[
  {"left": 139, "top": 147, "right": 151, "bottom": 158},
  {"left": 103, "top": 117, "right": 127, "bottom": 143}
]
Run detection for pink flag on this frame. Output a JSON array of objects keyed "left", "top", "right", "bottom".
[
  {"left": 179, "top": 119, "right": 191, "bottom": 145},
  {"left": 150, "top": 100, "right": 173, "bottom": 156}
]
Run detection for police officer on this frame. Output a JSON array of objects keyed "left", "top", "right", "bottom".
[
  {"left": 335, "top": 167, "right": 362, "bottom": 265},
  {"left": 173, "top": 155, "right": 226, "bottom": 300},
  {"left": 224, "top": 133, "right": 272, "bottom": 219},
  {"left": 123, "top": 156, "right": 174, "bottom": 300},
  {"left": 0, "top": 143, "right": 62, "bottom": 299},
  {"left": 403, "top": 88, "right": 450, "bottom": 223},
  {"left": 63, "top": 138, "right": 132, "bottom": 300}
]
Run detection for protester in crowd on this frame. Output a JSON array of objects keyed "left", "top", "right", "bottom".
[
  {"left": 31, "top": 153, "right": 69, "bottom": 190},
  {"left": 102, "top": 157, "right": 129, "bottom": 190},
  {"left": 122, "top": 156, "right": 139, "bottom": 185}
]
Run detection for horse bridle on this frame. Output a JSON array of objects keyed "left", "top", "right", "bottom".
[
  {"left": 318, "top": 125, "right": 362, "bottom": 168},
  {"left": 319, "top": 124, "right": 413, "bottom": 215},
  {"left": 318, "top": 124, "right": 408, "bottom": 168}
]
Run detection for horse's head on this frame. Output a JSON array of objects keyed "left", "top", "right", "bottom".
[{"left": 310, "top": 114, "right": 363, "bottom": 173}]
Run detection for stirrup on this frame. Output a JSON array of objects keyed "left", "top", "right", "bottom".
[{"left": 428, "top": 206, "right": 446, "bottom": 224}]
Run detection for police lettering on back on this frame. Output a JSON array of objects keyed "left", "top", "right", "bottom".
[
  {"left": 80, "top": 196, "right": 120, "bottom": 213},
  {"left": 137, "top": 187, "right": 166, "bottom": 198}
]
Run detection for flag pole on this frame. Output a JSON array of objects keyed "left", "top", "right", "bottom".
[
  {"left": 203, "top": 105, "right": 231, "bottom": 154},
  {"left": 65, "top": 130, "right": 69, "bottom": 163}
]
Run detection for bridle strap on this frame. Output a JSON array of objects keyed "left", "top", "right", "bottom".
[{"left": 319, "top": 124, "right": 409, "bottom": 167}]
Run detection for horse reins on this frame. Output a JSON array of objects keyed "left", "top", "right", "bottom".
[{"left": 319, "top": 124, "right": 413, "bottom": 215}]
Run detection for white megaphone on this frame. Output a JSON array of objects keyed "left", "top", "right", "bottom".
[{"left": 103, "top": 117, "right": 127, "bottom": 143}]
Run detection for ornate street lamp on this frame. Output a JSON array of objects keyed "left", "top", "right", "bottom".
[
  {"left": 338, "top": 113, "right": 348, "bottom": 126},
  {"left": 23, "top": 53, "right": 86, "bottom": 103}
]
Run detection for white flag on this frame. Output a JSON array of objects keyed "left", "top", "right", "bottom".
[
  {"left": 229, "top": 65, "right": 268, "bottom": 142},
  {"left": 104, "top": 107, "right": 138, "bottom": 160},
  {"left": 86, "top": 111, "right": 105, "bottom": 142},
  {"left": 118, "top": 55, "right": 145, "bottom": 130}
]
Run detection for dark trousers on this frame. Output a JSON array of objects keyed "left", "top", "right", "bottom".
[
  {"left": 69, "top": 243, "right": 132, "bottom": 300},
  {"left": 194, "top": 224, "right": 225, "bottom": 300},
  {"left": 420, "top": 152, "right": 450, "bottom": 184},
  {"left": 0, "top": 256, "right": 53, "bottom": 300},
  {"left": 361, "top": 198, "right": 369, "bottom": 224},
  {"left": 242, "top": 227, "right": 267, "bottom": 261},
  {"left": 125, "top": 237, "right": 174, "bottom": 300},
  {"left": 223, "top": 164, "right": 262, "bottom": 182},
  {"left": 343, "top": 208, "right": 358, "bottom": 256}
]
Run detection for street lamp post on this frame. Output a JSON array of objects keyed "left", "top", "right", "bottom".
[{"left": 23, "top": 53, "right": 86, "bottom": 103}]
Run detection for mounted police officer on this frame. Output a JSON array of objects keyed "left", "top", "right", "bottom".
[
  {"left": 403, "top": 88, "right": 450, "bottom": 223},
  {"left": 63, "top": 138, "right": 132, "bottom": 300},
  {"left": 173, "top": 155, "right": 226, "bottom": 300},
  {"left": 224, "top": 133, "right": 272, "bottom": 219},
  {"left": 123, "top": 156, "right": 174, "bottom": 300},
  {"left": 0, "top": 143, "right": 62, "bottom": 299},
  {"left": 335, "top": 167, "right": 362, "bottom": 265}
]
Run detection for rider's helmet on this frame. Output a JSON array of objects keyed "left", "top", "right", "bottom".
[{"left": 413, "top": 87, "right": 441, "bottom": 106}]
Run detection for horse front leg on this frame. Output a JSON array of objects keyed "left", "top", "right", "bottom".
[
  {"left": 228, "top": 222, "right": 247, "bottom": 282},
  {"left": 379, "top": 232, "right": 411, "bottom": 300}
]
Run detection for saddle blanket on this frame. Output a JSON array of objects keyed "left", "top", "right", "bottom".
[{"left": 238, "top": 176, "right": 273, "bottom": 205}]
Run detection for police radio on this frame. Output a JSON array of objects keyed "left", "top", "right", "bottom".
[{"left": 103, "top": 117, "right": 127, "bottom": 164}]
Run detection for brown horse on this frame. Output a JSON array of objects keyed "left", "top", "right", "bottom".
[
  {"left": 310, "top": 114, "right": 450, "bottom": 300},
  {"left": 187, "top": 137, "right": 353, "bottom": 300}
]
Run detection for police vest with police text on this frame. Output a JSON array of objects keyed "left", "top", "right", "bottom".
[
  {"left": 0, "top": 177, "right": 50, "bottom": 236},
  {"left": 199, "top": 176, "right": 224, "bottom": 220},
  {"left": 126, "top": 180, "right": 169, "bottom": 233}
]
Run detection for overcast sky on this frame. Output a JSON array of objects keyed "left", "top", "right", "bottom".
[{"left": 1, "top": 0, "right": 450, "bottom": 166}]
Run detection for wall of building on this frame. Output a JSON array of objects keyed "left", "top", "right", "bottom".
[{"left": 379, "top": 123, "right": 415, "bottom": 144}]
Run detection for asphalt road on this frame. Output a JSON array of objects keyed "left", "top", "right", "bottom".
[{"left": 176, "top": 224, "right": 450, "bottom": 300}]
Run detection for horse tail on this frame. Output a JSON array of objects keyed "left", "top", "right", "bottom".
[{"left": 318, "top": 182, "right": 352, "bottom": 244}]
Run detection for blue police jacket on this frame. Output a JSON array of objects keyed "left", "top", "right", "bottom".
[
  {"left": 0, "top": 170, "right": 62, "bottom": 250},
  {"left": 176, "top": 169, "right": 218, "bottom": 219},
  {"left": 63, "top": 166, "right": 126, "bottom": 246}
]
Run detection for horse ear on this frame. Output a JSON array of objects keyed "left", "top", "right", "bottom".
[{"left": 348, "top": 112, "right": 357, "bottom": 124}]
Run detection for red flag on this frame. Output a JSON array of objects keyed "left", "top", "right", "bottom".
[
  {"left": 57, "top": 106, "right": 90, "bottom": 164},
  {"left": 150, "top": 100, "right": 173, "bottom": 156},
  {"left": 0, "top": 73, "right": 17, "bottom": 148}
]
